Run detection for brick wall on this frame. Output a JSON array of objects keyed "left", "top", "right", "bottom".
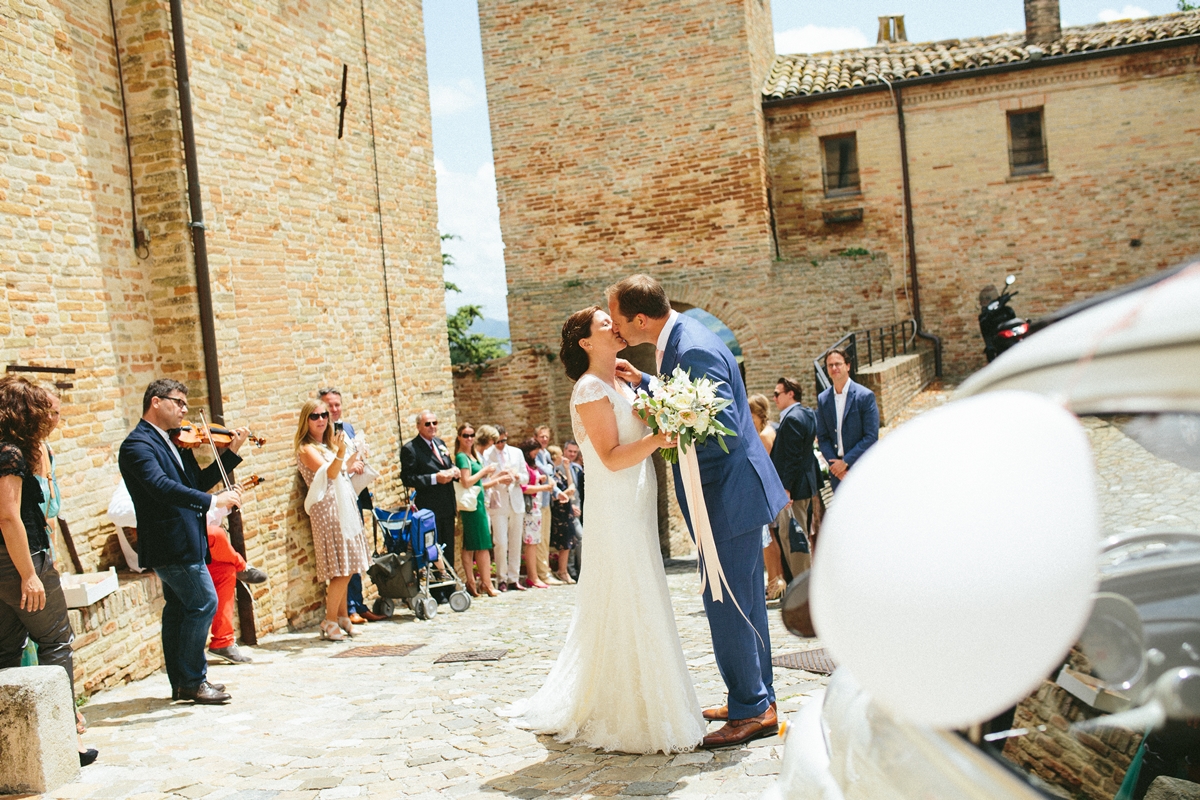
[
  {"left": 1, "top": 0, "right": 451, "bottom": 681},
  {"left": 766, "top": 44, "right": 1200, "bottom": 378},
  {"left": 856, "top": 349, "right": 936, "bottom": 426}
]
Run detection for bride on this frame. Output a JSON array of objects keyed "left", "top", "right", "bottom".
[{"left": 499, "top": 306, "right": 706, "bottom": 754}]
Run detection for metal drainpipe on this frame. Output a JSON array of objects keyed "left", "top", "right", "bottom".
[
  {"left": 168, "top": 0, "right": 257, "bottom": 644},
  {"left": 881, "top": 77, "right": 943, "bottom": 377},
  {"left": 168, "top": 0, "right": 223, "bottom": 421}
]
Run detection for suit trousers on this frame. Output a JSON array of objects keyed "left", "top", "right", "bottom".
[
  {"left": 774, "top": 500, "right": 812, "bottom": 580},
  {"left": 702, "top": 526, "right": 775, "bottom": 720},
  {"left": 488, "top": 507, "right": 523, "bottom": 585},
  {"left": 155, "top": 562, "right": 218, "bottom": 690},
  {"left": 0, "top": 549, "right": 75, "bottom": 698},
  {"left": 205, "top": 526, "right": 245, "bottom": 650}
]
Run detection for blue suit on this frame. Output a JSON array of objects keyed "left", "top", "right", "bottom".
[
  {"left": 119, "top": 419, "right": 242, "bottom": 691},
  {"left": 118, "top": 419, "right": 242, "bottom": 569},
  {"left": 815, "top": 380, "right": 879, "bottom": 490},
  {"left": 638, "top": 313, "right": 789, "bottom": 719}
]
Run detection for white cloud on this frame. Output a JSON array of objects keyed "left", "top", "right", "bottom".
[
  {"left": 429, "top": 79, "right": 485, "bottom": 118},
  {"left": 1098, "top": 5, "right": 1152, "bottom": 21},
  {"left": 435, "top": 159, "right": 508, "bottom": 321},
  {"left": 775, "top": 25, "right": 870, "bottom": 55}
]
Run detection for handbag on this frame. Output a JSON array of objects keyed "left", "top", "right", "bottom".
[{"left": 455, "top": 481, "right": 481, "bottom": 512}]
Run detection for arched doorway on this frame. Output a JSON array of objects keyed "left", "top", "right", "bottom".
[{"left": 674, "top": 303, "right": 745, "bottom": 385}]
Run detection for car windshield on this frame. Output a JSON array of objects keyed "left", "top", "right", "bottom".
[{"left": 978, "top": 413, "right": 1200, "bottom": 800}]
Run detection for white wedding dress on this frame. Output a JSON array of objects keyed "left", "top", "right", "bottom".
[{"left": 500, "top": 374, "right": 705, "bottom": 753}]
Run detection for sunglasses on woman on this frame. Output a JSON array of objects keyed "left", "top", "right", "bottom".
[{"left": 309, "top": 411, "right": 330, "bottom": 420}]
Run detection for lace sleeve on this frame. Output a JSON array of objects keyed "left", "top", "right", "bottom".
[
  {"left": 571, "top": 375, "right": 611, "bottom": 407},
  {"left": 0, "top": 443, "right": 25, "bottom": 479}
]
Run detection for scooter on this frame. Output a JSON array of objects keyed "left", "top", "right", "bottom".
[{"left": 978, "top": 274, "right": 1030, "bottom": 362}]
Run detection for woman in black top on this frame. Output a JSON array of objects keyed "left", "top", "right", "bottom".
[{"left": 0, "top": 376, "right": 96, "bottom": 766}]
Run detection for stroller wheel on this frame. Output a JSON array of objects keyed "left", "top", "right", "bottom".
[
  {"left": 408, "top": 597, "right": 424, "bottom": 619},
  {"left": 449, "top": 590, "right": 471, "bottom": 613},
  {"left": 421, "top": 595, "right": 439, "bottom": 619},
  {"left": 372, "top": 598, "right": 395, "bottom": 619}
]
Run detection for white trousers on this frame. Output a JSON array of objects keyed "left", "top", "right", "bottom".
[{"left": 489, "top": 508, "right": 524, "bottom": 584}]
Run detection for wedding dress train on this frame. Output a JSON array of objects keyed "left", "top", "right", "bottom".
[{"left": 499, "top": 374, "right": 705, "bottom": 753}]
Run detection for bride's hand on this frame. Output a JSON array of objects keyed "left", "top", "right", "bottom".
[{"left": 653, "top": 430, "right": 678, "bottom": 449}]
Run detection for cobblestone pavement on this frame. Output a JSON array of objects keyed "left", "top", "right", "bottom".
[{"left": 48, "top": 561, "right": 829, "bottom": 800}]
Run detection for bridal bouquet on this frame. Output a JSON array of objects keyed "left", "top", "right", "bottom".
[{"left": 632, "top": 367, "right": 737, "bottom": 464}]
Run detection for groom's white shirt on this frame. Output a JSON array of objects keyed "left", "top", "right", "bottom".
[{"left": 655, "top": 309, "right": 679, "bottom": 373}]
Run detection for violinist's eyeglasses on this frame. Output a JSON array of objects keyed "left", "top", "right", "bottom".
[
  {"left": 161, "top": 396, "right": 189, "bottom": 410},
  {"left": 309, "top": 411, "right": 330, "bottom": 420}
]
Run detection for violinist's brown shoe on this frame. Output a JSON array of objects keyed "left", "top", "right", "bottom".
[{"left": 701, "top": 704, "right": 778, "bottom": 749}]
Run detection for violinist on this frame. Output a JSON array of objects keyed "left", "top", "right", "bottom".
[{"left": 118, "top": 379, "right": 249, "bottom": 705}]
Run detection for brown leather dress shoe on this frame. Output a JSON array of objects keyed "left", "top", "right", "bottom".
[
  {"left": 359, "top": 609, "right": 387, "bottom": 622},
  {"left": 703, "top": 700, "right": 774, "bottom": 722},
  {"left": 176, "top": 680, "right": 231, "bottom": 705},
  {"left": 701, "top": 704, "right": 778, "bottom": 749}
]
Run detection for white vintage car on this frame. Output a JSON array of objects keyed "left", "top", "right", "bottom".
[{"left": 768, "top": 261, "right": 1200, "bottom": 800}]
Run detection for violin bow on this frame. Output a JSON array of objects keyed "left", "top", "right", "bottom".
[{"left": 198, "top": 409, "right": 235, "bottom": 494}]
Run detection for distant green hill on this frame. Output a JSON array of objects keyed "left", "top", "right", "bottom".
[{"left": 469, "top": 318, "right": 511, "bottom": 353}]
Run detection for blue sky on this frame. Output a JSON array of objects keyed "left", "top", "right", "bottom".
[{"left": 424, "top": 0, "right": 1180, "bottom": 323}]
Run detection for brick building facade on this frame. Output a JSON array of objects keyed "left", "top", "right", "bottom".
[
  {"left": 475, "top": 1, "right": 1200, "bottom": 407},
  {"left": 2, "top": 0, "right": 451, "bottom": 690}
]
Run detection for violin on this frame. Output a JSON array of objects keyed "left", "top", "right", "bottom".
[
  {"left": 238, "top": 474, "right": 265, "bottom": 490},
  {"left": 173, "top": 421, "right": 266, "bottom": 449}
]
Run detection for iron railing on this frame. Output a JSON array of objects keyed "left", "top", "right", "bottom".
[{"left": 814, "top": 319, "right": 918, "bottom": 394}]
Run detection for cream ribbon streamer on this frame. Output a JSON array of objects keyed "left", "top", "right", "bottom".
[{"left": 678, "top": 446, "right": 761, "bottom": 644}]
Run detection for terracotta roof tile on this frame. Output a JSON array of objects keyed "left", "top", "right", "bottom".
[{"left": 764, "top": 11, "right": 1200, "bottom": 101}]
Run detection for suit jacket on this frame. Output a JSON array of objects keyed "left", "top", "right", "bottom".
[
  {"left": 400, "top": 435, "right": 456, "bottom": 514},
  {"left": 816, "top": 379, "right": 880, "bottom": 472},
  {"left": 771, "top": 402, "right": 823, "bottom": 500},
  {"left": 117, "top": 419, "right": 242, "bottom": 569},
  {"left": 638, "top": 314, "right": 788, "bottom": 540},
  {"left": 569, "top": 462, "right": 584, "bottom": 521}
]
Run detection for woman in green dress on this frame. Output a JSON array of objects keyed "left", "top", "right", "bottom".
[{"left": 455, "top": 423, "right": 503, "bottom": 597}]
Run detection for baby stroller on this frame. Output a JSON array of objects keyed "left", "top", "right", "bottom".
[{"left": 367, "top": 505, "right": 470, "bottom": 620}]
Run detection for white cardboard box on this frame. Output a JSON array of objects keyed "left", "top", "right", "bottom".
[{"left": 60, "top": 568, "right": 118, "bottom": 608}]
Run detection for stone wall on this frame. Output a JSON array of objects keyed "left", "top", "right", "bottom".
[
  {"left": 1003, "top": 678, "right": 1143, "bottom": 799},
  {"left": 766, "top": 44, "right": 1200, "bottom": 377},
  {"left": 1, "top": 0, "right": 451, "bottom": 684}
]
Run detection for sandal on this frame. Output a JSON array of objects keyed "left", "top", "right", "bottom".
[
  {"left": 766, "top": 577, "right": 787, "bottom": 602},
  {"left": 320, "top": 619, "right": 345, "bottom": 641},
  {"left": 555, "top": 572, "right": 575, "bottom": 585},
  {"left": 337, "top": 616, "right": 357, "bottom": 637}
]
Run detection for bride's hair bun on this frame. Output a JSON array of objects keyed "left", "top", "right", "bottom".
[{"left": 561, "top": 306, "right": 601, "bottom": 381}]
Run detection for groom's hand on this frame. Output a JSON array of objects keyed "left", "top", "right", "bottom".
[{"left": 615, "top": 359, "right": 642, "bottom": 385}]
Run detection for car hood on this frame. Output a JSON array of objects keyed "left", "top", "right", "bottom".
[{"left": 957, "top": 260, "right": 1200, "bottom": 414}]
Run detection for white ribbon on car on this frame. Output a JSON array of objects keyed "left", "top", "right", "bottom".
[{"left": 678, "top": 446, "right": 761, "bottom": 645}]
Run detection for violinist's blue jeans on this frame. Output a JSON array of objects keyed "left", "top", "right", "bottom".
[{"left": 155, "top": 562, "right": 217, "bottom": 690}]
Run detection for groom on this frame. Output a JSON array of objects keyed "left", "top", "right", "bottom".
[{"left": 608, "top": 274, "right": 789, "bottom": 748}]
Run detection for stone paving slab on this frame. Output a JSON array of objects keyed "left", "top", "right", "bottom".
[{"left": 26, "top": 560, "right": 825, "bottom": 799}]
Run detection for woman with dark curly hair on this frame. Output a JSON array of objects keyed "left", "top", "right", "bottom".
[{"left": 0, "top": 375, "right": 97, "bottom": 765}]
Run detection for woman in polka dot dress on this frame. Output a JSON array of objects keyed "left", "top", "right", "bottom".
[{"left": 295, "top": 398, "right": 370, "bottom": 641}]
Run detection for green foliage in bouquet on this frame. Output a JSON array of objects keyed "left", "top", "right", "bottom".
[{"left": 632, "top": 367, "right": 737, "bottom": 465}]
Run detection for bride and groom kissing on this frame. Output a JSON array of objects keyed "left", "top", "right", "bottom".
[{"left": 500, "top": 274, "right": 789, "bottom": 752}]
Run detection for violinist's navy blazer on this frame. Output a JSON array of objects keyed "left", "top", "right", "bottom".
[{"left": 118, "top": 420, "right": 242, "bottom": 569}]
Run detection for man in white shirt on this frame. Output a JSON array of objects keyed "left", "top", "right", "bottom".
[
  {"left": 815, "top": 347, "right": 880, "bottom": 491},
  {"left": 482, "top": 425, "right": 528, "bottom": 591}
]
